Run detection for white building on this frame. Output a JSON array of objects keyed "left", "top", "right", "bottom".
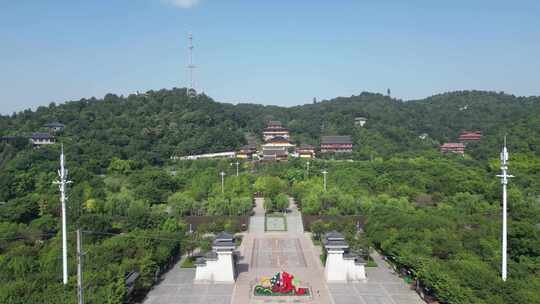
[
  {"left": 354, "top": 117, "right": 367, "bottom": 127},
  {"left": 323, "top": 231, "right": 366, "bottom": 282},
  {"left": 30, "top": 132, "right": 55, "bottom": 147},
  {"left": 171, "top": 151, "right": 236, "bottom": 161},
  {"left": 194, "top": 232, "right": 236, "bottom": 283}
]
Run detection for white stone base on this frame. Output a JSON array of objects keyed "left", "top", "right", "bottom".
[
  {"left": 325, "top": 251, "right": 366, "bottom": 282},
  {"left": 195, "top": 251, "right": 235, "bottom": 283}
]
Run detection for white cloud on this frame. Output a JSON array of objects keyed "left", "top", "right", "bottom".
[{"left": 165, "top": 0, "right": 201, "bottom": 8}]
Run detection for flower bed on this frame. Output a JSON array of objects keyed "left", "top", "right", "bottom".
[{"left": 252, "top": 271, "right": 310, "bottom": 297}]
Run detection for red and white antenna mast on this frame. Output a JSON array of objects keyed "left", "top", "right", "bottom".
[{"left": 187, "top": 33, "right": 196, "bottom": 96}]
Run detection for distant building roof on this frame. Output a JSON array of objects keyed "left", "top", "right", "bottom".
[
  {"left": 31, "top": 132, "right": 54, "bottom": 139},
  {"left": 43, "top": 122, "right": 64, "bottom": 128},
  {"left": 267, "top": 120, "right": 282, "bottom": 126},
  {"left": 0, "top": 136, "right": 20, "bottom": 142},
  {"left": 459, "top": 131, "right": 482, "bottom": 141},
  {"left": 267, "top": 136, "right": 290, "bottom": 143},
  {"left": 321, "top": 136, "right": 352, "bottom": 145},
  {"left": 440, "top": 143, "right": 465, "bottom": 148},
  {"left": 323, "top": 231, "right": 349, "bottom": 249},
  {"left": 263, "top": 148, "right": 287, "bottom": 156},
  {"left": 325, "top": 231, "right": 345, "bottom": 241},
  {"left": 298, "top": 144, "right": 315, "bottom": 150},
  {"left": 239, "top": 145, "right": 256, "bottom": 152},
  {"left": 212, "top": 231, "right": 235, "bottom": 249}
]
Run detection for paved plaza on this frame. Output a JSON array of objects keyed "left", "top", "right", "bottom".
[
  {"left": 142, "top": 197, "right": 425, "bottom": 304},
  {"left": 328, "top": 255, "right": 425, "bottom": 304},
  {"left": 142, "top": 267, "right": 234, "bottom": 304},
  {"left": 251, "top": 238, "right": 307, "bottom": 268}
]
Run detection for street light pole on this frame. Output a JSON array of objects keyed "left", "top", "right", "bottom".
[
  {"left": 235, "top": 161, "right": 239, "bottom": 177},
  {"left": 306, "top": 161, "right": 310, "bottom": 178},
  {"left": 322, "top": 169, "right": 328, "bottom": 192},
  {"left": 497, "top": 137, "right": 513, "bottom": 282},
  {"left": 220, "top": 171, "right": 226, "bottom": 194}
]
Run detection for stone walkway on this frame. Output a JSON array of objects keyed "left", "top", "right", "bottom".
[{"left": 232, "top": 197, "right": 332, "bottom": 304}]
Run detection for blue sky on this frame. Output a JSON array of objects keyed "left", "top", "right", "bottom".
[{"left": 1, "top": 0, "right": 539, "bottom": 114}]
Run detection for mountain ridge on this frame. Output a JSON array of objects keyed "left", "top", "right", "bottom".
[{"left": 1, "top": 88, "right": 538, "bottom": 170}]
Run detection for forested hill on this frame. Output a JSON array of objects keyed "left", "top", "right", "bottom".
[{"left": 1, "top": 88, "right": 539, "bottom": 170}]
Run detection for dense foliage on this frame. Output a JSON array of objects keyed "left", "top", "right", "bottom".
[
  {"left": 280, "top": 157, "right": 539, "bottom": 303},
  {"left": 0, "top": 153, "right": 254, "bottom": 303},
  {"left": 0, "top": 88, "right": 539, "bottom": 303}
]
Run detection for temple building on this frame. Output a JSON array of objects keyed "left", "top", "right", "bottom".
[
  {"left": 323, "top": 231, "right": 366, "bottom": 282},
  {"left": 44, "top": 122, "right": 65, "bottom": 133},
  {"left": 459, "top": 131, "right": 482, "bottom": 143},
  {"left": 262, "top": 147, "right": 288, "bottom": 161},
  {"left": 195, "top": 232, "right": 237, "bottom": 283},
  {"left": 237, "top": 144, "right": 257, "bottom": 159},
  {"left": 320, "top": 136, "right": 353, "bottom": 153},
  {"left": 262, "top": 121, "right": 290, "bottom": 141},
  {"left": 296, "top": 144, "right": 316, "bottom": 158},
  {"left": 440, "top": 142, "right": 465, "bottom": 155},
  {"left": 30, "top": 132, "right": 55, "bottom": 147},
  {"left": 261, "top": 136, "right": 295, "bottom": 150}
]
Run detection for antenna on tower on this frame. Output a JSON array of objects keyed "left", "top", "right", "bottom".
[
  {"left": 187, "top": 33, "right": 196, "bottom": 97},
  {"left": 53, "top": 144, "right": 72, "bottom": 285}
]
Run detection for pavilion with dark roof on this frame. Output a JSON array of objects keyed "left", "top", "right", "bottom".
[{"left": 323, "top": 231, "right": 366, "bottom": 282}]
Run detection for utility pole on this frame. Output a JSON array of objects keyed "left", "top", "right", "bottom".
[
  {"left": 497, "top": 137, "right": 513, "bottom": 282},
  {"left": 76, "top": 229, "right": 84, "bottom": 304},
  {"left": 322, "top": 169, "right": 328, "bottom": 192},
  {"left": 54, "top": 144, "right": 71, "bottom": 285},
  {"left": 220, "top": 171, "right": 226, "bottom": 194}
]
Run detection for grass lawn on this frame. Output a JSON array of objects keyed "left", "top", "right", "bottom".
[
  {"left": 320, "top": 253, "right": 327, "bottom": 265},
  {"left": 366, "top": 259, "right": 378, "bottom": 267},
  {"left": 180, "top": 256, "right": 197, "bottom": 268},
  {"left": 264, "top": 213, "right": 287, "bottom": 231}
]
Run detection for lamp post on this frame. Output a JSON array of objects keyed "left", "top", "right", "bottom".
[
  {"left": 497, "top": 137, "right": 513, "bottom": 282},
  {"left": 306, "top": 160, "right": 310, "bottom": 178},
  {"left": 322, "top": 169, "right": 328, "bottom": 192},
  {"left": 231, "top": 161, "right": 239, "bottom": 177},
  {"left": 220, "top": 171, "right": 226, "bottom": 194}
]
